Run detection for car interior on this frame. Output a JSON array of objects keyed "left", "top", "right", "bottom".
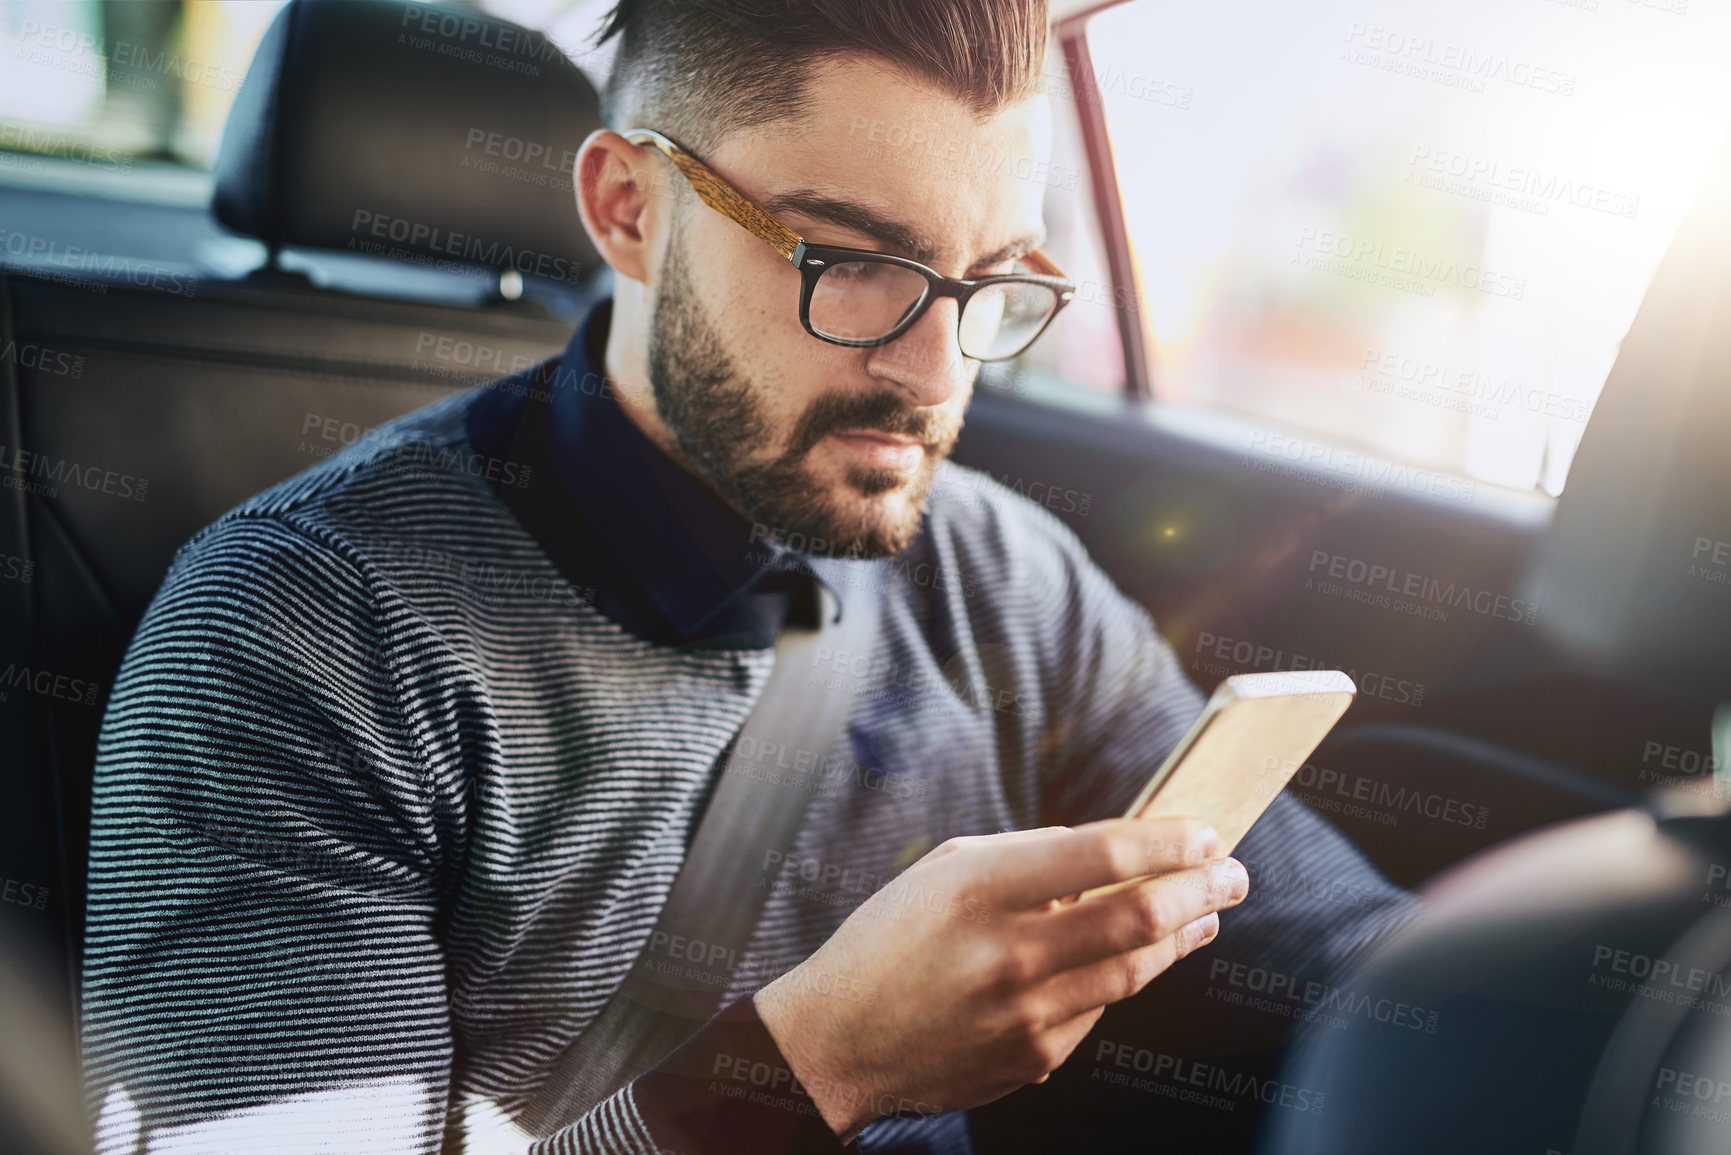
[{"left": 3, "top": 0, "right": 1730, "bottom": 1152}]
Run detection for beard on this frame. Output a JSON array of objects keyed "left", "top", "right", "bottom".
[{"left": 647, "top": 228, "right": 961, "bottom": 559}]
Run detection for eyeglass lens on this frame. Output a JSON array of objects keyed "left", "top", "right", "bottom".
[{"left": 807, "top": 260, "right": 1059, "bottom": 360}]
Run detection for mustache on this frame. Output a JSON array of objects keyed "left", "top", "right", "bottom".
[{"left": 784, "top": 391, "right": 952, "bottom": 461}]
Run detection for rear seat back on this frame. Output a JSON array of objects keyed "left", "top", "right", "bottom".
[
  {"left": 1516, "top": 124, "right": 1731, "bottom": 705},
  {"left": 211, "top": 0, "right": 601, "bottom": 282},
  {"left": 0, "top": 0, "right": 602, "bottom": 1105},
  {"left": 0, "top": 268, "right": 574, "bottom": 1052}
]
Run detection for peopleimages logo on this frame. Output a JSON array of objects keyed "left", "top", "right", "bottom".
[
  {"left": 763, "top": 849, "right": 992, "bottom": 924},
  {"left": 1092, "top": 1039, "right": 1327, "bottom": 1115},
  {"left": 1306, "top": 549, "right": 1539, "bottom": 625},
  {"left": 1294, "top": 227, "right": 1527, "bottom": 299},
  {"left": 0, "top": 228, "right": 197, "bottom": 297},
  {"left": 0, "top": 876, "right": 48, "bottom": 912},
  {"left": 414, "top": 332, "right": 541, "bottom": 379},
  {"left": 846, "top": 115, "right": 1081, "bottom": 191},
  {"left": 1191, "top": 630, "right": 1426, "bottom": 707},
  {"left": 1206, "top": 957, "right": 1440, "bottom": 1032},
  {"left": 11, "top": 19, "right": 244, "bottom": 93},
  {"left": 0, "top": 663, "right": 100, "bottom": 706},
  {"left": 0, "top": 125, "right": 131, "bottom": 174},
  {"left": 1358, "top": 347, "right": 1593, "bottom": 424},
  {"left": 1237, "top": 853, "right": 1382, "bottom": 911},
  {"left": 1343, "top": 22, "right": 1577, "bottom": 97},
  {"left": 1589, "top": 944, "right": 1731, "bottom": 1017},
  {"left": 1244, "top": 430, "right": 1477, "bottom": 506},
  {"left": 1654, "top": 1067, "right": 1731, "bottom": 1127},
  {"left": 1407, "top": 146, "right": 1640, "bottom": 221},
  {"left": 394, "top": 3, "right": 570, "bottom": 76},
  {"left": 0, "top": 444, "right": 148, "bottom": 502},
  {"left": 348, "top": 210, "right": 583, "bottom": 284},
  {"left": 1285, "top": 759, "right": 1491, "bottom": 830},
  {"left": 461, "top": 128, "right": 577, "bottom": 191},
  {"left": 0, "top": 339, "right": 84, "bottom": 379}
]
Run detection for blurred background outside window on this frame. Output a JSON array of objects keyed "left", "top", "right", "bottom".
[
  {"left": 1087, "top": 0, "right": 1731, "bottom": 494},
  {"left": 0, "top": 0, "right": 286, "bottom": 167},
  {"left": 4, "top": 0, "right": 1728, "bottom": 496}
]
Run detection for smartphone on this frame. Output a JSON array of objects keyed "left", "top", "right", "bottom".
[{"left": 1079, "top": 670, "right": 1356, "bottom": 901}]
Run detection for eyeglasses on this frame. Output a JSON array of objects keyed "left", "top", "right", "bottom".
[{"left": 622, "top": 128, "right": 1076, "bottom": 363}]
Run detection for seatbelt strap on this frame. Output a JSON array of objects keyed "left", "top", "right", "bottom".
[{"left": 519, "top": 577, "right": 883, "bottom": 1135}]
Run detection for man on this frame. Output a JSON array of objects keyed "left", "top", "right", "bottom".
[{"left": 81, "top": 1, "right": 1418, "bottom": 1152}]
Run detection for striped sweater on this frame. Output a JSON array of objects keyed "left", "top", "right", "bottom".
[{"left": 81, "top": 377, "right": 1418, "bottom": 1155}]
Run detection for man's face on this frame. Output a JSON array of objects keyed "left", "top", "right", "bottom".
[{"left": 645, "top": 59, "right": 1053, "bottom": 558}]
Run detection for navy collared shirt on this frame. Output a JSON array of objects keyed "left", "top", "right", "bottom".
[{"left": 466, "top": 299, "right": 848, "bottom": 650}]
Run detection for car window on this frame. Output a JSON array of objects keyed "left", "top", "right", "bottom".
[
  {"left": 0, "top": 0, "right": 286, "bottom": 171},
  {"left": 1002, "top": 43, "right": 1128, "bottom": 403},
  {"left": 1086, "top": 0, "right": 1731, "bottom": 493}
]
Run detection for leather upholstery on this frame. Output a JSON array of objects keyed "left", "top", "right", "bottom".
[
  {"left": 1261, "top": 802, "right": 1731, "bottom": 1155},
  {"left": 0, "top": 3, "right": 606, "bottom": 1109},
  {"left": 1516, "top": 129, "right": 1731, "bottom": 701},
  {"left": 213, "top": 0, "right": 603, "bottom": 287},
  {"left": 0, "top": 271, "right": 573, "bottom": 1047}
]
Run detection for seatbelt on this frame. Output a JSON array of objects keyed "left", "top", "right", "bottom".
[{"left": 519, "top": 576, "right": 883, "bottom": 1135}]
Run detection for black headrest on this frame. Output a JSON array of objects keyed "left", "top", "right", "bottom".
[
  {"left": 212, "top": 0, "right": 602, "bottom": 287},
  {"left": 1516, "top": 125, "right": 1731, "bottom": 700}
]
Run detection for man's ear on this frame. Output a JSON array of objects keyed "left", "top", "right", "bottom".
[{"left": 574, "top": 129, "right": 663, "bottom": 285}]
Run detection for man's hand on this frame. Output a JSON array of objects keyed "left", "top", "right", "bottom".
[{"left": 753, "top": 817, "right": 1247, "bottom": 1143}]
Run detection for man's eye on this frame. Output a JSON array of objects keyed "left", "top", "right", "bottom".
[{"left": 824, "top": 261, "right": 895, "bottom": 283}]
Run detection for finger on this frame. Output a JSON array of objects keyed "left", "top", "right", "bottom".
[
  {"left": 1029, "top": 1003, "right": 1107, "bottom": 1084},
  {"left": 978, "top": 818, "right": 1221, "bottom": 911},
  {"left": 1033, "top": 860, "right": 1247, "bottom": 975},
  {"left": 1036, "top": 912, "right": 1222, "bottom": 1023},
  {"left": 923, "top": 825, "right": 1071, "bottom": 862}
]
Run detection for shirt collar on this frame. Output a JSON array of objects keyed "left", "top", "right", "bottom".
[{"left": 544, "top": 301, "right": 849, "bottom": 640}]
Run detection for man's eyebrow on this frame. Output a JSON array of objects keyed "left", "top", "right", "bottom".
[
  {"left": 763, "top": 189, "right": 941, "bottom": 262},
  {"left": 973, "top": 234, "right": 1047, "bottom": 269},
  {"left": 762, "top": 189, "right": 1043, "bottom": 270}
]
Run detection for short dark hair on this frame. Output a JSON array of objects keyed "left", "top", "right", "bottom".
[{"left": 597, "top": 0, "right": 1050, "bottom": 153}]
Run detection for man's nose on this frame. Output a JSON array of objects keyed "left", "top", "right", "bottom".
[{"left": 863, "top": 296, "right": 969, "bottom": 410}]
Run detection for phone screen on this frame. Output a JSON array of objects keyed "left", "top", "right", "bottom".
[{"left": 1080, "top": 671, "right": 1356, "bottom": 901}]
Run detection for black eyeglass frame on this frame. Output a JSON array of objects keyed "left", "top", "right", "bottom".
[{"left": 622, "top": 128, "right": 1077, "bottom": 363}]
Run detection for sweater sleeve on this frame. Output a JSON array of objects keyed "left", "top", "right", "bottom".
[
  {"left": 81, "top": 513, "right": 856, "bottom": 1155},
  {"left": 1021, "top": 514, "right": 1423, "bottom": 966},
  {"left": 82, "top": 514, "right": 460, "bottom": 1153},
  {"left": 536, "top": 996, "right": 860, "bottom": 1155}
]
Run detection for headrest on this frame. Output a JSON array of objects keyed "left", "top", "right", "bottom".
[
  {"left": 212, "top": 0, "right": 602, "bottom": 288},
  {"left": 1517, "top": 125, "right": 1731, "bottom": 700}
]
